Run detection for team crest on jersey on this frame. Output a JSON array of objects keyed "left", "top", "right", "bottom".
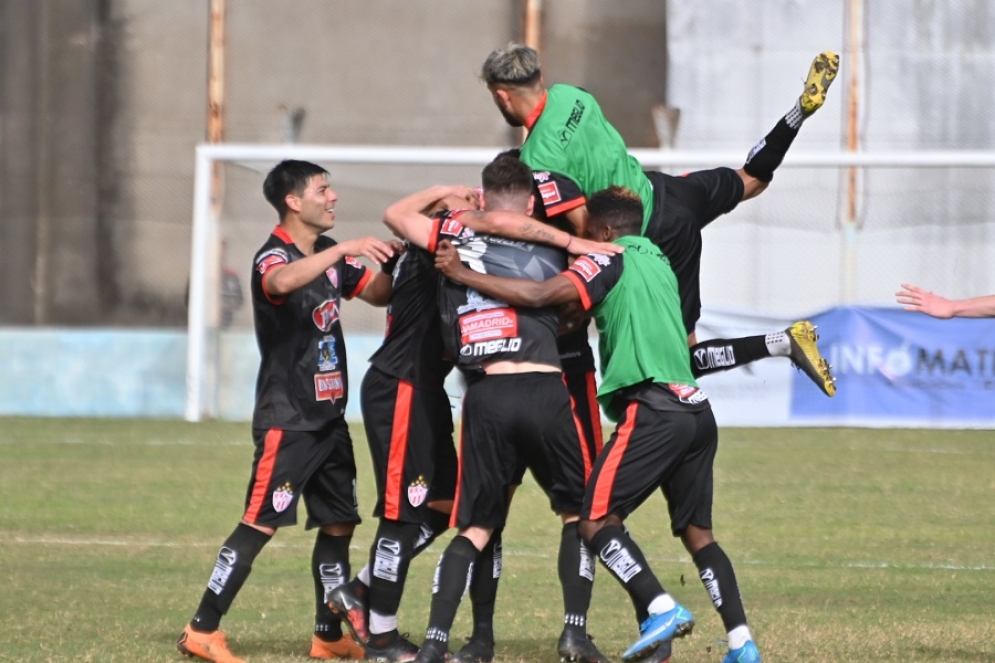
[
  {"left": 314, "top": 372, "right": 344, "bottom": 402},
  {"left": 591, "top": 252, "right": 612, "bottom": 266},
  {"left": 407, "top": 476, "right": 429, "bottom": 507},
  {"left": 312, "top": 300, "right": 340, "bottom": 331},
  {"left": 533, "top": 171, "right": 551, "bottom": 183},
  {"left": 325, "top": 266, "right": 339, "bottom": 288},
  {"left": 272, "top": 482, "right": 294, "bottom": 513},
  {"left": 317, "top": 336, "right": 338, "bottom": 371},
  {"left": 538, "top": 181, "right": 562, "bottom": 205},
  {"left": 570, "top": 256, "right": 602, "bottom": 282}
]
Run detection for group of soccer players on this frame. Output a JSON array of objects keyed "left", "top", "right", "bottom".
[{"left": 177, "top": 43, "right": 840, "bottom": 663}]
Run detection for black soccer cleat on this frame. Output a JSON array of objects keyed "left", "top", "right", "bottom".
[
  {"left": 450, "top": 637, "right": 495, "bottom": 663},
  {"left": 642, "top": 638, "right": 673, "bottom": 663},
  {"left": 328, "top": 581, "right": 370, "bottom": 644},
  {"left": 557, "top": 630, "right": 610, "bottom": 663},
  {"left": 412, "top": 640, "right": 449, "bottom": 663},
  {"left": 364, "top": 632, "right": 420, "bottom": 663}
]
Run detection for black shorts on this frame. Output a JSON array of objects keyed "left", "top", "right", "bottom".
[
  {"left": 453, "top": 372, "right": 587, "bottom": 529},
  {"left": 582, "top": 399, "right": 718, "bottom": 536},
  {"left": 360, "top": 367, "right": 457, "bottom": 524},
  {"left": 244, "top": 418, "right": 360, "bottom": 530},
  {"left": 563, "top": 367, "right": 604, "bottom": 477},
  {"left": 643, "top": 168, "right": 744, "bottom": 334}
]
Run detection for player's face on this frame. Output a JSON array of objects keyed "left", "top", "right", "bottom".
[
  {"left": 298, "top": 174, "right": 338, "bottom": 232},
  {"left": 489, "top": 86, "right": 523, "bottom": 128}
]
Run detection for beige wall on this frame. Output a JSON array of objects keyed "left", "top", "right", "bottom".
[{"left": 0, "top": 0, "right": 668, "bottom": 326}]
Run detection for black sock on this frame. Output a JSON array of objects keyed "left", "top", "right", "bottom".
[
  {"left": 468, "top": 528, "right": 502, "bottom": 645},
  {"left": 587, "top": 525, "right": 664, "bottom": 615},
  {"left": 743, "top": 117, "right": 800, "bottom": 183},
  {"left": 191, "top": 523, "right": 271, "bottom": 632},
  {"left": 368, "top": 628, "right": 402, "bottom": 650},
  {"left": 693, "top": 542, "right": 748, "bottom": 632},
  {"left": 423, "top": 535, "right": 478, "bottom": 650},
  {"left": 313, "top": 531, "right": 352, "bottom": 641},
  {"left": 367, "top": 519, "right": 421, "bottom": 625},
  {"left": 411, "top": 507, "right": 451, "bottom": 557},
  {"left": 690, "top": 336, "right": 770, "bottom": 378},
  {"left": 559, "top": 522, "right": 595, "bottom": 635}
]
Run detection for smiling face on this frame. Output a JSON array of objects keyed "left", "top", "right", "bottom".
[{"left": 292, "top": 173, "right": 338, "bottom": 232}]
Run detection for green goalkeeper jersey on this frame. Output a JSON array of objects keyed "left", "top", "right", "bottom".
[
  {"left": 520, "top": 84, "right": 656, "bottom": 229},
  {"left": 565, "top": 235, "right": 696, "bottom": 421}
]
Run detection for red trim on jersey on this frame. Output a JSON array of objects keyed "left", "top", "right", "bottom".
[
  {"left": 345, "top": 267, "right": 372, "bottom": 300},
  {"left": 524, "top": 91, "right": 548, "bottom": 131},
  {"left": 562, "top": 270, "right": 593, "bottom": 311},
  {"left": 584, "top": 371, "right": 605, "bottom": 456},
  {"left": 588, "top": 402, "right": 638, "bottom": 520},
  {"left": 427, "top": 216, "right": 443, "bottom": 254},
  {"left": 384, "top": 380, "right": 414, "bottom": 520},
  {"left": 563, "top": 373, "right": 593, "bottom": 481},
  {"left": 546, "top": 197, "right": 586, "bottom": 218},
  {"left": 449, "top": 406, "right": 467, "bottom": 529},
  {"left": 273, "top": 225, "right": 294, "bottom": 244},
  {"left": 244, "top": 428, "right": 283, "bottom": 523}
]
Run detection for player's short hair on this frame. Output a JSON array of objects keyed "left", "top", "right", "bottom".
[
  {"left": 481, "top": 150, "right": 534, "bottom": 200},
  {"left": 263, "top": 159, "right": 329, "bottom": 219},
  {"left": 481, "top": 43, "right": 542, "bottom": 87},
  {"left": 588, "top": 186, "right": 643, "bottom": 237}
]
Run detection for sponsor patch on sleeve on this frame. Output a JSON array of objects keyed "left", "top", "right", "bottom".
[
  {"left": 538, "top": 181, "right": 562, "bottom": 205},
  {"left": 255, "top": 249, "right": 288, "bottom": 275},
  {"left": 569, "top": 255, "right": 602, "bottom": 282}
]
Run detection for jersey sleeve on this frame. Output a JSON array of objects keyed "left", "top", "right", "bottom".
[
  {"left": 342, "top": 256, "right": 371, "bottom": 300},
  {"left": 427, "top": 210, "right": 476, "bottom": 253},
  {"left": 561, "top": 252, "right": 623, "bottom": 311},
  {"left": 533, "top": 170, "right": 586, "bottom": 218},
  {"left": 253, "top": 247, "right": 290, "bottom": 305}
]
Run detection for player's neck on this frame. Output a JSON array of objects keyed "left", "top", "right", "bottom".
[{"left": 279, "top": 218, "right": 321, "bottom": 255}]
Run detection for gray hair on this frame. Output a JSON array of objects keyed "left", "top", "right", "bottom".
[{"left": 481, "top": 43, "right": 542, "bottom": 86}]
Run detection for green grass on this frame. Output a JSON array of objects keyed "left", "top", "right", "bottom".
[{"left": 1, "top": 418, "right": 994, "bottom": 662}]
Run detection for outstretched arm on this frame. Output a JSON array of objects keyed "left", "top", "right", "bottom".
[
  {"left": 896, "top": 283, "right": 995, "bottom": 319},
  {"left": 263, "top": 236, "right": 394, "bottom": 297},
  {"left": 383, "top": 185, "right": 480, "bottom": 249},
  {"left": 434, "top": 240, "right": 578, "bottom": 308},
  {"left": 457, "top": 208, "right": 622, "bottom": 256}
]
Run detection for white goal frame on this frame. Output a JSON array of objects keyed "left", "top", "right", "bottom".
[{"left": 186, "top": 144, "right": 995, "bottom": 421}]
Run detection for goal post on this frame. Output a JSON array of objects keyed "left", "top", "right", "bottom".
[{"left": 185, "top": 144, "right": 995, "bottom": 422}]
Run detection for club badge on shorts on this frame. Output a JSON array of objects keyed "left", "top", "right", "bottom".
[
  {"left": 272, "top": 482, "right": 294, "bottom": 513},
  {"left": 407, "top": 476, "right": 429, "bottom": 507}
]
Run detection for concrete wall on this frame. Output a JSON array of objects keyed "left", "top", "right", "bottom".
[{"left": 0, "top": 0, "right": 668, "bottom": 328}]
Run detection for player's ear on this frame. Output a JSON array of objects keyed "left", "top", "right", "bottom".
[
  {"left": 525, "top": 194, "right": 535, "bottom": 217},
  {"left": 285, "top": 193, "right": 302, "bottom": 214}
]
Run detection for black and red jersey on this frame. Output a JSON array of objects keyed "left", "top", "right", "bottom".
[
  {"left": 250, "top": 225, "right": 371, "bottom": 431},
  {"left": 368, "top": 237, "right": 452, "bottom": 390},
  {"left": 431, "top": 210, "right": 565, "bottom": 376}
]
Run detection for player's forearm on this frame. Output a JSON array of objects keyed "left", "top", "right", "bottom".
[
  {"left": 264, "top": 246, "right": 343, "bottom": 295},
  {"left": 951, "top": 294, "right": 995, "bottom": 318},
  {"left": 356, "top": 271, "right": 393, "bottom": 307},
  {"left": 452, "top": 267, "right": 548, "bottom": 308},
  {"left": 463, "top": 210, "right": 569, "bottom": 249}
]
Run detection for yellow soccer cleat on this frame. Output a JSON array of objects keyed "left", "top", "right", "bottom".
[
  {"left": 799, "top": 51, "right": 840, "bottom": 116},
  {"left": 177, "top": 625, "right": 245, "bottom": 663},
  {"left": 787, "top": 320, "right": 837, "bottom": 397}
]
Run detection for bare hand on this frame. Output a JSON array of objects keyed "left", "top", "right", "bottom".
[
  {"left": 434, "top": 240, "right": 467, "bottom": 281},
  {"left": 336, "top": 236, "right": 395, "bottom": 265},
  {"left": 567, "top": 236, "right": 624, "bottom": 256},
  {"left": 896, "top": 283, "right": 955, "bottom": 319},
  {"left": 558, "top": 301, "right": 589, "bottom": 335}
]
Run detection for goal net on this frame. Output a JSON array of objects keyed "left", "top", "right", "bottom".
[{"left": 186, "top": 144, "right": 995, "bottom": 421}]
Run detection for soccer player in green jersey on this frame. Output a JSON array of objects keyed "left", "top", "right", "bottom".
[
  {"left": 435, "top": 186, "right": 763, "bottom": 663},
  {"left": 480, "top": 43, "right": 837, "bottom": 399}
]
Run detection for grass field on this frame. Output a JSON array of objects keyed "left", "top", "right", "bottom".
[{"left": 1, "top": 417, "right": 994, "bottom": 663}]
